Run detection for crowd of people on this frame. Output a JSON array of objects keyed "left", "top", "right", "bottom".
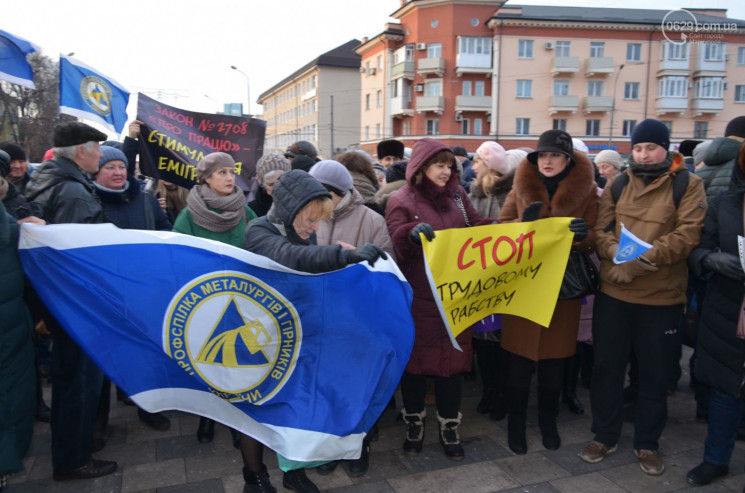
[{"left": 2, "top": 115, "right": 745, "bottom": 492}]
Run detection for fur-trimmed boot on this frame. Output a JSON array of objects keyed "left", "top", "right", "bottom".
[
  {"left": 437, "top": 412, "right": 464, "bottom": 460},
  {"left": 402, "top": 409, "right": 426, "bottom": 456}
]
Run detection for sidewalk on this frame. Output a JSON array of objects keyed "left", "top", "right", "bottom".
[{"left": 7, "top": 346, "right": 745, "bottom": 492}]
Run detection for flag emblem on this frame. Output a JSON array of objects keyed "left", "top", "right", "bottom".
[
  {"left": 80, "top": 75, "right": 113, "bottom": 117},
  {"left": 164, "top": 271, "right": 301, "bottom": 404}
]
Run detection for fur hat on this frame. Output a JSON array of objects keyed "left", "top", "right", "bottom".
[
  {"left": 98, "top": 145, "right": 129, "bottom": 168},
  {"left": 377, "top": 139, "right": 404, "bottom": 160},
  {"left": 0, "top": 149, "right": 9, "bottom": 177},
  {"left": 725, "top": 116, "right": 745, "bottom": 139},
  {"left": 0, "top": 142, "right": 27, "bottom": 162},
  {"left": 528, "top": 130, "right": 573, "bottom": 164},
  {"left": 451, "top": 145, "right": 468, "bottom": 158},
  {"left": 505, "top": 149, "right": 528, "bottom": 174},
  {"left": 291, "top": 155, "right": 316, "bottom": 172},
  {"left": 475, "top": 141, "right": 508, "bottom": 174},
  {"left": 256, "top": 153, "right": 290, "bottom": 180},
  {"left": 308, "top": 159, "right": 353, "bottom": 194},
  {"left": 572, "top": 138, "right": 589, "bottom": 155},
  {"left": 196, "top": 152, "right": 235, "bottom": 183},
  {"left": 594, "top": 149, "right": 624, "bottom": 170},
  {"left": 53, "top": 122, "right": 107, "bottom": 147},
  {"left": 285, "top": 140, "right": 318, "bottom": 160},
  {"left": 631, "top": 119, "right": 670, "bottom": 150},
  {"left": 678, "top": 139, "right": 702, "bottom": 157}
]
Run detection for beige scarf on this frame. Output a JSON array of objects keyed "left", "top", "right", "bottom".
[{"left": 186, "top": 184, "right": 246, "bottom": 233}]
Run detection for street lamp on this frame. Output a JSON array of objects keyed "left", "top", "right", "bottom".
[
  {"left": 230, "top": 65, "right": 251, "bottom": 116},
  {"left": 204, "top": 94, "right": 219, "bottom": 113},
  {"left": 608, "top": 63, "right": 625, "bottom": 149}
]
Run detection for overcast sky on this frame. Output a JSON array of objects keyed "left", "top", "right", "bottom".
[{"left": 5, "top": 0, "right": 743, "bottom": 139}]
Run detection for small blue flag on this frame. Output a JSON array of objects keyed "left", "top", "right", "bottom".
[
  {"left": 19, "top": 224, "right": 414, "bottom": 461},
  {"left": 59, "top": 55, "right": 130, "bottom": 134},
  {"left": 613, "top": 222, "right": 653, "bottom": 264},
  {"left": 0, "top": 29, "right": 39, "bottom": 89}
]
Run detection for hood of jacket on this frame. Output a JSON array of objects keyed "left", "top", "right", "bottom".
[
  {"left": 405, "top": 138, "right": 460, "bottom": 193},
  {"left": 268, "top": 169, "right": 331, "bottom": 230},
  {"left": 703, "top": 136, "right": 744, "bottom": 167}
]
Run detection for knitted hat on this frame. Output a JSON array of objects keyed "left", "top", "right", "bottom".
[
  {"left": 43, "top": 148, "right": 54, "bottom": 161},
  {"left": 0, "top": 142, "right": 27, "bottom": 162},
  {"left": 451, "top": 145, "right": 468, "bottom": 158},
  {"left": 631, "top": 119, "right": 670, "bottom": 150},
  {"left": 308, "top": 159, "right": 354, "bottom": 193},
  {"left": 285, "top": 140, "right": 318, "bottom": 160},
  {"left": 505, "top": 149, "right": 528, "bottom": 174},
  {"left": 678, "top": 139, "right": 702, "bottom": 157},
  {"left": 0, "top": 149, "right": 9, "bottom": 177},
  {"left": 692, "top": 140, "right": 712, "bottom": 166},
  {"left": 527, "top": 130, "right": 573, "bottom": 164},
  {"left": 196, "top": 152, "right": 235, "bottom": 183},
  {"left": 572, "top": 138, "right": 589, "bottom": 155},
  {"left": 475, "top": 141, "right": 508, "bottom": 174},
  {"left": 377, "top": 139, "right": 404, "bottom": 160},
  {"left": 291, "top": 155, "right": 316, "bottom": 172},
  {"left": 53, "top": 122, "right": 107, "bottom": 147},
  {"left": 725, "top": 116, "right": 745, "bottom": 139},
  {"left": 594, "top": 149, "right": 624, "bottom": 170},
  {"left": 98, "top": 145, "right": 129, "bottom": 168},
  {"left": 372, "top": 163, "right": 386, "bottom": 175},
  {"left": 256, "top": 152, "right": 290, "bottom": 180}
]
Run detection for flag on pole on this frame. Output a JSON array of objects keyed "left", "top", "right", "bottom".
[
  {"left": 19, "top": 223, "right": 414, "bottom": 461},
  {"left": 613, "top": 222, "right": 653, "bottom": 264},
  {"left": 59, "top": 55, "right": 130, "bottom": 134},
  {"left": 0, "top": 29, "right": 39, "bottom": 89}
]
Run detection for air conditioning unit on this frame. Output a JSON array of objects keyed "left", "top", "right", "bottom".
[
  {"left": 416, "top": 42, "right": 427, "bottom": 50},
  {"left": 486, "top": 114, "right": 492, "bottom": 123},
  {"left": 545, "top": 41, "right": 555, "bottom": 50},
  {"left": 415, "top": 83, "right": 424, "bottom": 93},
  {"left": 367, "top": 68, "right": 377, "bottom": 76},
  {"left": 455, "top": 114, "right": 463, "bottom": 122}
]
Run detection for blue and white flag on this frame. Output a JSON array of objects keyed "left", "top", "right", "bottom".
[
  {"left": 0, "top": 29, "right": 39, "bottom": 89},
  {"left": 613, "top": 222, "right": 653, "bottom": 264},
  {"left": 19, "top": 224, "right": 414, "bottom": 462},
  {"left": 59, "top": 55, "right": 130, "bottom": 134}
]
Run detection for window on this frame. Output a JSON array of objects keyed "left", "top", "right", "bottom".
[
  {"left": 587, "top": 81, "right": 603, "bottom": 97},
  {"left": 556, "top": 41, "right": 570, "bottom": 57},
  {"left": 377, "top": 55, "right": 383, "bottom": 70},
  {"left": 473, "top": 118, "right": 483, "bottom": 135},
  {"left": 365, "top": 94, "right": 370, "bottom": 110},
  {"left": 516, "top": 80, "right": 533, "bottom": 98},
  {"left": 365, "top": 125, "right": 370, "bottom": 140},
  {"left": 458, "top": 36, "right": 491, "bottom": 55},
  {"left": 516, "top": 118, "right": 530, "bottom": 135},
  {"left": 461, "top": 118, "right": 470, "bottom": 135},
  {"left": 376, "top": 90, "right": 382, "bottom": 107},
  {"left": 739, "top": 47, "right": 745, "bottom": 65},
  {"left": 663, "top": 42, "right": 688, "bottom": 60},
  {"left": 462, "top": 81, "right": 472, "bottom": 96},
  {"left": 553, "top": 80, "right": 569, "bottom": 96},
  {"left": 658, "top": 76, "right": 687, "bottom": 97},
  {"left": 695, "top": 77, "right": 724, "bottom": 99},
  {"left": 694, "top": 121, "right": 708, "bottom": 139},
  {"left": 704, "top": 43, "right": 725, "bottom": 61},
  {"left": 586, "top": 119, "right": 600, "bottom": 137},
  {"left": 518, "top": 40, "right": 533, "bottom": 59},
  {"left": 661, "top": 121, "right": 673, "bottom": 134},
  {"left": 427, "top": 43, "right": 442, "bottom": 58},
  {"left": 376, "top": 123, "right": 381, "bottom": 139},
  {"left": 311, "top": 75, "right": 316, "bottom": 88},
  {"left": 394, "top": 45, "right": 415, "bottom": 64},
  {"left": 622, "top": 120, "right": 637, "bottom": 136},
  {"left": 735, "top": 85, "right": 745, "bottom": 103},
  {"left": 627, "top": 43, "right": 642, "bottom": 62},
  {"left": 553, "top": 119, "right": 567, "bottom": 131},
  {"left": 402, "top": 120, "right": 411, "bottom": 136},
  {"left": 474, "top": 81, "right": 485, "bottom": 97},
  {"left": 624, "top": 82, "right": 640, "bottom": 100},
  {"left": 425, "top": 80, "right": 442, "bottom": 97},
  {"left": 426, "top": 119, "right": 439, "bottom": 135},
  {"left": 312, "top": 100, "right": 316, "bottom": 113},
  {"left": 590, "top": 42, "right": 605, "bottom": 58}
]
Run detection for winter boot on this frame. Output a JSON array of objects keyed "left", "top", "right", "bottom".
[
  {"left": 197, "top": 417, "right": 215, "bottom": 443},
  {"left": 538, "top": 386, "right": 561, "bottom": 450},
  {"left": 402, "top": 409, "right": 426, "bottom": 456},
  {"left": 506, "top": 386, "right": 530, "bottom": 455},
  {"left": 242, "top": 465, "right": 276, "bottom": 493},
  {"left": 561, "top": 354, "right": 584, "bottom": 414},
  {"left": 437, "top": 412, "right": 464, "bottom": 460}
]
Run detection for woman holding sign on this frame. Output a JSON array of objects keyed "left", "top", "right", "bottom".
[
  {"left": 498, "top": 129, "right": 596, "bottom": 455},
  {"left": 386, "top": 138, "right": 494, "bottom": 461}
]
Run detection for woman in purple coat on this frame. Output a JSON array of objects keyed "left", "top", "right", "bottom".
[{"left": 385, "top": 138, "right": 491, "bottom": 461}]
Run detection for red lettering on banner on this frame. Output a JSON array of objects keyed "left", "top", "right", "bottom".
[
  {"left": 154, "top": 104, "right": 194, "bottom": 128},
  {"left": 456, "top": 230, "right": 536, "bottom": 271}
]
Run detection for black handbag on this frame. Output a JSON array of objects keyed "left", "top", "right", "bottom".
[{"left": 558, "top": 251, "right": 600, "bottom": 300}]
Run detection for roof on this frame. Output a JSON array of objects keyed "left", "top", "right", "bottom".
[{"left": 257, "top": 39, "right": 361, "bottom": 101}]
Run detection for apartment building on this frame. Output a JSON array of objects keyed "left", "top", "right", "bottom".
[
  {"left": 356, "top": 0, "right": 745, "bottom": 156},
  {"left": 257, "top": 40, "right": 361, "bottom": 158}
]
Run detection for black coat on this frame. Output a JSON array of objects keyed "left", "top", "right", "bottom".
[
  {"left": 95, "top": 175, "right": 172, "bottom": 231},
  {"left": 689, "top": 164, "right": 745, "bottom": 397}
]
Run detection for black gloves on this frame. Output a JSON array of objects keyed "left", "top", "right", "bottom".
[
  {"left": 410, "top": 223, "right": 435, "bottom": 245},
  {"left": 522, "top": 202, "right": 542, "bottom": 222},
  {"left": 339, "top": 243, "right": 388, "bottom": 267},
  {"left": 569, "top": 218, "right": 588, "bottom": 242},
  {"left": 702, "top": 251, "right": 745, "bottom": 282}
]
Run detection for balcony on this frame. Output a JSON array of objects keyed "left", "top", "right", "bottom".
[
  {"left": 549, "top": 95, "right": 580, "bottom": 114},
  {"left": 583, "top": 96, "right": 613, "bottom": 113},
  {"left": 655, "top": 96, "right": 688, "bottom": 115},
  {"left": 391, "top": 60, "right": 415, "bottom": 80},
  {"left": 551, "top": 56, "right": 580, "bottom": 76},
  {"left": 417, "top": 57, "right": 445, "bottom": 77},
  {"left": 455, "top": 95, "right": 491, "bottom": 113},
  {"left": 584, "top": 57, "right": 614, "bottom": 77},
  {"left": 658, "top": 58, "right": 690, "bottom": 75},
  {"left": 693, "top": 57, "right": 725, "bottom": 76},
  {"left": 691, "top": 97, "right": 724, "bottom": 116},
  {"left": 391, "top": 96, "right": 415, "bottom": 117},
  {"left": 415, "top": 96, "right": 445, "bottom": 114},
  {"left": 455, "top": 53, "right": 492, "bottom": 77}
]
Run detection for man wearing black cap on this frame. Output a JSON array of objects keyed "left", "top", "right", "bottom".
[
  {"left": 0, "top": 142, "right": 31, "bottom": 194},
  {"left": 25, "top": 121, "right": 118, "bottom": 480},
  {"left": 377, "top": 139, "right": 404, "bottom": 169},
  {"left": 452, "top": 145, "right": 475, "bottom": 191},
  {"left": 284, "top": 140, "right": 320, "bottom": 162},
  {"left": 697, "top": 115, "right": 745, "bottom": 202}
]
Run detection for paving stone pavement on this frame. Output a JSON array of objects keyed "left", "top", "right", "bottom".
[{"left": 7, "top": 346, "right": 745, "bottom": 492}]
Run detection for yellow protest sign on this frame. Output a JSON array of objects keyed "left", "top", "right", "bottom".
[{"left": 421, "top": 218, "right": 573, "bottom": 349}]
